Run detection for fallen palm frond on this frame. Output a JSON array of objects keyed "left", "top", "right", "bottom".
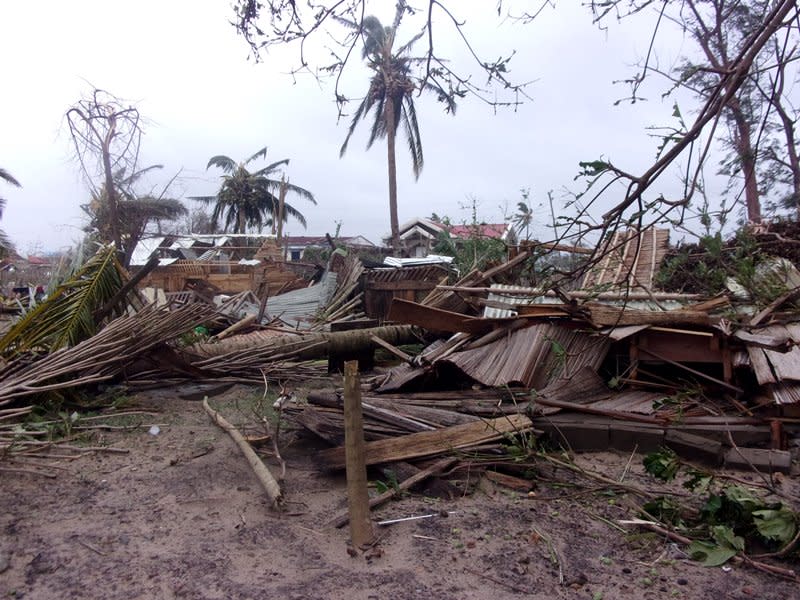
[
  {"left": 0, "top": 303, "right": 217, "bottom": 407},
  {"left": 0, "top": 244, "right": 138, "bottom": 357}
]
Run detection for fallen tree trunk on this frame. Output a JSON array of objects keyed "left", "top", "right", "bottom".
[
  {"left": 189, "top": 325, "right": 420, "bottom": 366},
  {"left": 202, "top": 397, "right": 283, "bottom": 509}
]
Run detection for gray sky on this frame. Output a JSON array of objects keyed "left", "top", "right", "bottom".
[{"left": 0, "top": 1, "right": 706, "bottom": 255}]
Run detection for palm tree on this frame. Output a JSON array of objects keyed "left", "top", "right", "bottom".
[
  {"left": 191, "top": 147, "right": 315, "bottom": 235},
  {"left": 0, "top": 168, "right": 20, "bottom": 256},
  {"left": 513, "top": 201, "right": 533, "bottom": 241},
  {"left": 339, "top": 6, "right": 456, "bottom": 256}
]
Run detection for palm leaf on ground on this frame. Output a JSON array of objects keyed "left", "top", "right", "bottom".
[{"left": 0, "top": 245, "right": 129, "bottom": 357}]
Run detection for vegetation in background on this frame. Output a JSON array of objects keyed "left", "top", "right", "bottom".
[
  {"left": 432, "top": 200, "right": 507, "bottom": 274},
  {"left": 66, "top": 89, "right": 144, "bottom": 259},
  {"left": 0, "top": 167, "right": 20, "bottom": 257},
  {"left": 657, "top": 219, "right": 800, "bottom": 307},
  {"left": 191, "top": 146, "right": 315, "bottom": 235},
  {"left": 82, "top": 164, "right": 187, "bottom": 267}
]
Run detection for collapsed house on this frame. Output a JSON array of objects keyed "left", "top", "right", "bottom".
[
  {"left": 276, "top": 226, "right": 800, "bottom": 477},
  {"left": 3, "top": 225, "right": 800, "bottom": 487}
]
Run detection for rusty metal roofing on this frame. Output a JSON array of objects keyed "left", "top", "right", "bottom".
[
  {"left": 768, "top": 382, "right": 800, "bottom": 405},
  {"left": 441, "top": 323, "right": 609, "bottom": 389},
  {"left": 581, "top": 227, "right": 670, "bottom": 291}
]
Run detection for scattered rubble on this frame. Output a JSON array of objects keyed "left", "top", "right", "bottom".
[{"left": 2, "top": 225, "right": 800, "bottom": 579}]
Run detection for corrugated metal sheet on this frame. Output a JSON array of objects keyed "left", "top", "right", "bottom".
[
  {"left": 383, "top": 255, "right": 454, "bottom": 267},
  {"left": 240, "top": 272, "right": 338, "bottom": 328},
  {"left": 769, "top": 382, "right": 800, "bottom": 405},
  {"left": 442, "top": 323, "right": 609, "bottom": 389},
  {"left": 366, "top": 265, "right": 450, "bottom": 282},
  {"left": 129, "top": 236, "right": 166, "bottom": 266},
  {"left": 484, "top": 284, "right": 550, "bottom": 318}
]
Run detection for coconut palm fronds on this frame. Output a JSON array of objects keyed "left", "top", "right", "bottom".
[{"left": 0, "top": 245, "right": 132, "bottom": 357}]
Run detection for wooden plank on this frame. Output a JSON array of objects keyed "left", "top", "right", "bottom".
[
  {"left": 343, "top": 361, "right": 374, "bottom": 546},
  {"left": 747, "top": 346, "right": 777, "bottom": 385},
  {"left": 582, "top": 303, "right": 713, "bottom": 327},
  {"left": 637, "top": 347, "right": 744, "bottom": 393},
  {"left": 634, "top": 329, "right": 723, "bottom": 363},
  {"left": 387, "top": 297, "right": 495, "bottom": 334},
  {"left": 318, "top": 414, "right": 534, "bottom": 470},
  {"left": 367, "top": 280, "right": 439, "bottom": 291},
  {"left": 370, "top": 335, "right": 413, "bottom": 363},
  {"left": 484, "top": 470, "right": 534, "bottom": 492}
]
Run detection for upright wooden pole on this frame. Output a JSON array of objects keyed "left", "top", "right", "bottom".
[{"left": 343, "top": 360, "right": 374, "bottom": 547}]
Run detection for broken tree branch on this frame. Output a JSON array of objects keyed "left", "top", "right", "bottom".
[{"left": 202, "top": 396, "right": 283, "bottom": 509}]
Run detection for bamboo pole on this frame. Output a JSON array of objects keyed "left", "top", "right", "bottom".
[
  {"left": 343, "top": 361, "right": 374, "bottom": 546},
  {"left": 202, "top": 397, "right": 283, "bottom": 509}
]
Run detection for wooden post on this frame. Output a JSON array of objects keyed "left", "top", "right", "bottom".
[{"left": 343, "top": 360, "right": 374, "bottom": 547}]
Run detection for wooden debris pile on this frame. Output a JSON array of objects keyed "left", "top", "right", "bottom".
[{"left": 285, "top": 237, "right": 800, "bottom": 483}]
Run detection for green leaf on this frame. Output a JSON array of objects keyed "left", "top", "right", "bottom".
[
  {"left": 711, "top": 525, "right": 744, "bottom": 552},
  {"left": 643, "top": 448, "right": 680, "bottom": 482},
  {"left": 683, "top": 468, "right": 712, "bottom": 493},
  {"left": 578, "top": 160, "right": 611, "bottom": 177},
  {"left": 688, "top": 540, "right": 738, "bottom": 567},
  {"left": 724, "top": 486, "right": 762, "bottom": 514},
  {"left": 0, "top": 245, "right": 127, "bottom": 356},
  {"left": 753, "top": 508, "right": 797, "bottom": 544}
]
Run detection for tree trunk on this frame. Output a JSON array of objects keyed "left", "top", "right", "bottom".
[
  {"left": 768, "top": 51, "right": 800, "bottom": 217},
  {"left": 277, "top": 177, "right": 287, "bottom": 242},
  {"left": 386, "top": 96, "right": 401, "bottom": 257},
  {"left": 101, "top": 120, "right": 122, "bottom": 253},
  {"left": 730, "top": 101, "right": 761, "bottom": 223},
  {"left": 188, "top": 325, "right": 418, "bottom": 360}
]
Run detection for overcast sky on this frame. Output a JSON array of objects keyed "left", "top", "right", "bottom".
[{"left": 0, "top": 1, "right": 707, "bottom": 255}]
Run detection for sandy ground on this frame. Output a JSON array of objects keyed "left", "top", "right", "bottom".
[{"left": 1, "top": 385, "right": 798, "bottom": 599}]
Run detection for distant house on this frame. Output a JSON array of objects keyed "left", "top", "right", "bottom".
[
  {"left": 129, "top": 233, "right": 306, "bottom": 296},
  {"left": 282, "top": 235, "right": 378, "bottom": 262},
  {"left": 389, "top": 217, "right": 515, "bottom": 257}
]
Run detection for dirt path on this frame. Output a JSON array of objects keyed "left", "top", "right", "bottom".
[{"left": 1, "top": 386, "right": 796, "bottom": 599}]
